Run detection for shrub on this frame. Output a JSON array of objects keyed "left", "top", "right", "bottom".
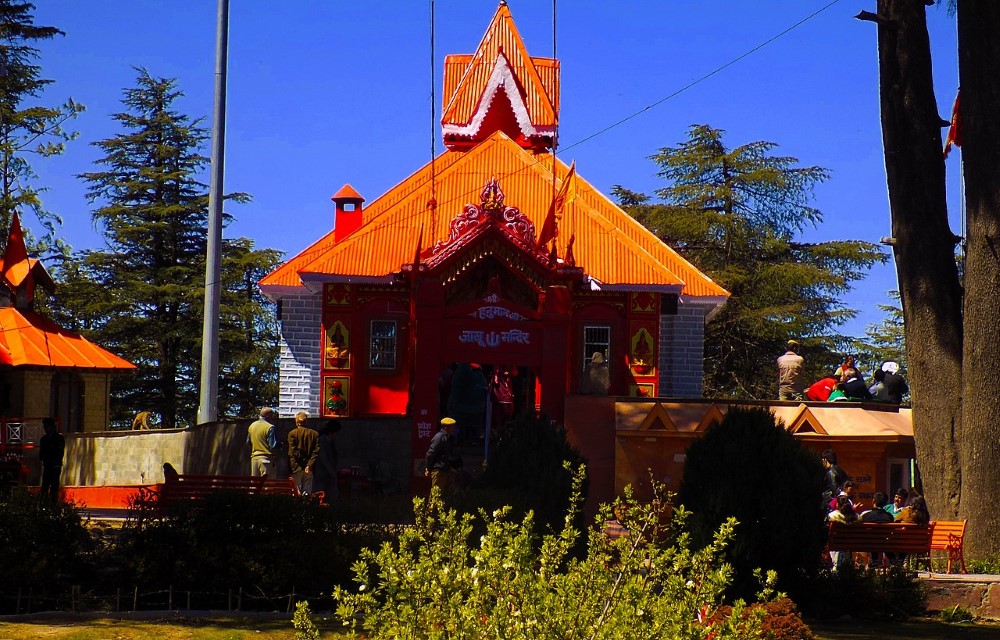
[
  {"left": 0, "top": 488, "right": 94, "bottom": 591},
  {"left": 712, "top": 597, "right": 815, "bottom": 640},
  {"left": 801, "top": 563, "right": 925, "bottom": 620},
  {"left": 678, "top": 405, "right": 827, "bottom": 601},
  {"left": 461, "top": 412, "right": 588, "bottom": 536},
  {"left": 115, "top": 492, "right": 399, "bottom": 597},
  {"left": 335, "top": 465, "right": 768, "bottom": 639}
]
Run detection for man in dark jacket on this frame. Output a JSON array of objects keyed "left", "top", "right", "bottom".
[
  {"left": 288, "top": 411, "right": 321, "bottom": 494},
  {"left": 424, "top": 417, "right": 457, "bottom": 493},
  {"left": 881, "top": 362, "right": 909, "bottom": 404},
  {"left": 821, "top": 448, "right": 850, "bottom": 504},
  {"left": 38, "top": 417, "right": 64, "bottom": 505}
]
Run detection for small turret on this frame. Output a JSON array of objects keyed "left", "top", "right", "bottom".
[{"left": 332, "top": 184, "right": 365, "bottom": 241}]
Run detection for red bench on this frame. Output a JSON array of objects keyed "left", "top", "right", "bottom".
[
  {"left": 826, "top": 522, "right": 935, "bottom": 566},
  {"left": 156, "top": 474, "right": 323, "bottom": 509},
  {"left": 928, "top": 520, "right": 967, "bottom": 574}
]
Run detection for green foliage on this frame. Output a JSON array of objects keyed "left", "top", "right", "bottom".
[
  {"left": 0, "top": 0, "right": 84, "bottom": 256},
  {"left": 116, "top": 492, "right": 383, "bottom": 595},
  {"left": 967, "top": 556, "right": 1000, "bottom": 575},
  {"left": 713, "top": 597, "right": 816, "bottom": 640},
  {"left": 852, "top": 291, "right": 907, "bottom": 372},
  {"left": 48, "top": 68, "right": 281, "bottom": 427},
  {"left": 614, "top": 125, "right": 887, "bottom": 398},
  {"left": 461, "top": 412, "right": 588, "bottom": 536},
  {"left": 293, "top": 600, "right": 321, "bottom": 640},
  {"left": 678, "top": 406, "right": 826, "bottom": 601},
  {"left": 0, "top": 488, "right": 93, "bottom": 589},
  {"left": 335, "top": 466, "right": 769, "bottom": 639},
  {"left": 940, "top": 604, "right": 975, "bottom": 623},
  {"left": 801, "top": 563, "right": 925, "bottom": 620}
]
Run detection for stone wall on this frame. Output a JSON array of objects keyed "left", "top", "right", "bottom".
[
  {"left": 278, "top": 291, "right": 322, "bottom": 417},
  {"left": 924, "top": 575, "right": 1000, "bottom": 621},
  {"left": 80, "top": 372, "right": 110, "bottom": 433},
  {"left": 658, "top": 303, "right": 706, "bottom": 397},
  {"left": 25, "top": 417, "right": 413, "bottom": 493}
]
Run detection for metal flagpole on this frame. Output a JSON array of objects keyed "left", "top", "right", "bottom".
[{"left": 198, "top": 0, "right": 230, "bottom": 425}]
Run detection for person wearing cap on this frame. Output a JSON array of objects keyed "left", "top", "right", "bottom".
[
  {"left": 777, "top": 340, "right": 805, "bottom": 401},
  {"left": 424, "top": 417, "right": 457, "bottom": 493},
  {"left": 247, "top": 407, "right": 279, "bottom": 478}
]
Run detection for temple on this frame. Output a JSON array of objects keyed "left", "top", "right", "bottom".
[
  {"left": 261, "top": 3, "right": 729, "bottom": 475},
  {"left": 0, "top": 213, "right": 134, "bottom": 433}
]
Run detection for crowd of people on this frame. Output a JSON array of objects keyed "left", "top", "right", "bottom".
[
  {"left": 777, "top": 340, "right": 909, "bottom": 404},
  {"left": 821, "top": 448, "right": 928, "bottom": 570}
]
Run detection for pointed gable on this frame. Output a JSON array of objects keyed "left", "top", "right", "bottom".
[
  {"left": 0, "top": 212, "right": 55, "bottom": 306},
  {"left": 442, "top": 2, "right": 558, "bottom": 150}
]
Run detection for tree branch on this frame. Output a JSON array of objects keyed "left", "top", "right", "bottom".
[{"left": 855, "top": 10, "right": 893, "bottom": 25}]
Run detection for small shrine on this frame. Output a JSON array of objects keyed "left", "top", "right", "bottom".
[
  {"left": 260, "top": 3, "right": 729, "bottom": 480},
  {"left": 0, "top": 213, "right": 134, "bottom": 435}
]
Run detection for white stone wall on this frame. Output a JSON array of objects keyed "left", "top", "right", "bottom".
[
  {"left": 658, "top": 303, "right": 707, "bottom": 398},
  {"left": 277, "top": 291, "right": 322, "bottom": 416}
]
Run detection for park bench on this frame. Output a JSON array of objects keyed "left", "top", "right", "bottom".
[
  {"left": 156, "top": 474, "right": 324, "bottom": 510},
  {"left": 928, "top": 519, "right": 968, "bottom": 574},
  {"left": 826, "top": 522, "right": 935, "bottom": 568}
]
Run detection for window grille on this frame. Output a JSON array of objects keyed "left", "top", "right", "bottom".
[
  {"left": 583, "top": 325, "right": 611, "bottom": 370},
  {"left": 370, "top": 320, "right": 398, "bottom": 370}
]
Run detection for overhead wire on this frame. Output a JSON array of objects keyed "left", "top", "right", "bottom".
[{"left": 305, "top": 0, "right": 845, "bottom": 249}]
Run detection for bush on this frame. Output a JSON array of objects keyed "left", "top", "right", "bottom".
[
  {"left": 678, "top": 406, "right": 827, "bottom": 601},
  {"left": 335, "top": 465, "right": 769, "bottom": 639},
  {"left": 800, "top": 563, "right": 925, "bottom": 620},
  {"left": 460, "top": 412, "right": 588, "bottom": 537},
  {"left": 0, "top": 488, "right": 94, "bottom": 591},
  {"left": 712, "top": 597, "right": 815, "bottom": 640},
  {"left": 115, "top": 492, "right": 399, "bottom": 597}
]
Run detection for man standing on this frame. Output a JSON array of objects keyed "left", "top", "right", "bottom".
[
  {"left": 313, "top": 419, "right": 342, "bottom": 503},
  {"left": 821, "top": 448, "right": 851, "bottom": 505},
  {"left": 247, "top": 407, "right": 279, "bottom": 478},
  {"left": 424, "top": 417, "right": 457, "bottom": 493},
  {"left": 38, "top": 417, "right": 64, "bottom": 505},
  {"left": 288, "top": 411, "right": 320, "bottom": 494},
  {"left": 777, "top": 339, "right": 805, "bottom": 401}
]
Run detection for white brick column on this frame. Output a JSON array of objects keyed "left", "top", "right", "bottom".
[
  {"left": 658, "top": 303, "right": 707, "bottom": 398},
  {"left": 277, "top": 292, "right": 322, "bottom": 416}
]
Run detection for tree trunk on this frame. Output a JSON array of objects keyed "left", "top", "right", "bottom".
[
  {"left": 957, "top": 0, "right": 1000, "bottom": 558},
  {"left": 874, "top": 0, "right": 964, "bottom": 519}
]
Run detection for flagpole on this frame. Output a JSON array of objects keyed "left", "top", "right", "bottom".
[{"left": 198, "top": 0, "right": 229, "bottom": 425}]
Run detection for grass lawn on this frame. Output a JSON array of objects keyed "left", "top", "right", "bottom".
[
  {"left": 0, "top": 613, "right": 352, "bottom": 640},
  {"left": 4, "top": 613, "right": 1000, "bottom": 639},
  {"left": 810, "top": 617, "right": 1000, "bottom": 640}
]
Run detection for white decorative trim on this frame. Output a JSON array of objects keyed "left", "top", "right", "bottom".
[
  {"left": 259, "top": 283, "right": 307, "bottom": 303},
  {"left": 442, "top": 53, "right": 556, "bottom": 141},
  {"left": 680, "top": 295, "right": 729, "bottom": 321},
  {"left": 299, "top": 273, "right": 397, "bottom": 294}
]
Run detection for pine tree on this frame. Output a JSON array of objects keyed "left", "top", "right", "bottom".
[
  {"left": 0, "top": 0, "right": 84, "bottom": 254},
  {"left": 614, "top": 125, "right": 886, "bottom": 399},
  {"left": 57, "top": 68, "right": 278, "bottom": 428}
]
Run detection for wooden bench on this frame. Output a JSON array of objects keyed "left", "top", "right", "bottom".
[
  {"left": 826, "top": 522, "right": 935, "bottom": 567},
  {"left": 159, "top": 474, "right": 267, "bottom": 509},
  {"left": 929, "top": 519, "right": 968, "bottom": 574},
  {"left": 156, "top": 474, "right": 324, "bottom": 510}
]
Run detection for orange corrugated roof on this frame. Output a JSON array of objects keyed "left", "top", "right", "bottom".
[
  {"left": 0, "top": 308, "right": 135, "bottom": 369},
  {"left": 441, "top": 3, "right": 557, "bottom": 132},
  {"left": 262, "top": 132, "right": 728, "bottom": 298}
]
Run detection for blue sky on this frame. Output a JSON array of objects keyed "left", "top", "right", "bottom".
[{"left": 31, "top": 1, "right": 961, "bottom": 338}]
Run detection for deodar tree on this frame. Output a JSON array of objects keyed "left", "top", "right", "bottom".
[
  {"left": 61, "top": 68, "right": 279, "bottom": 428},
  {"left": 614, "top": 125, "right": 885, "bottom": 398},
  {"left": 0, "top": 0, "right": 84, "bottom": 254},
  {"left": 864, "top": 0, "right": 1000, "bottom": 557}
]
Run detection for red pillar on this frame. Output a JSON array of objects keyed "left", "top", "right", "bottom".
[
  {"left": 410, "top": 277, "right": 445, "bottom": 491},
  {"left": 539, "top": 285, "right": 572, "bottom": 422}
]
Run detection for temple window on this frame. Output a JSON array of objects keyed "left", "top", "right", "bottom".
[
  {"left": 369, "top": 320, "right": 398, "bottom": 370},
  {"left": 582, "top": 325, "right": 611, "bottom": 370}
]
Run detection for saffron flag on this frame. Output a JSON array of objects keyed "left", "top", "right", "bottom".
[
  {"left": 2, "top": 212, "right": 32, "bottom": 291},
  {"left": 944, "top": 90, "right": 961, "bottom": 158},
  {"left": 537, "top": 161, "right": 577, "bottom": 247}
]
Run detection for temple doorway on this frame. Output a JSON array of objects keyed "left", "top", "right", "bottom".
[{"left": 438, "top": 362, "right": 536, "bottom": 445}]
